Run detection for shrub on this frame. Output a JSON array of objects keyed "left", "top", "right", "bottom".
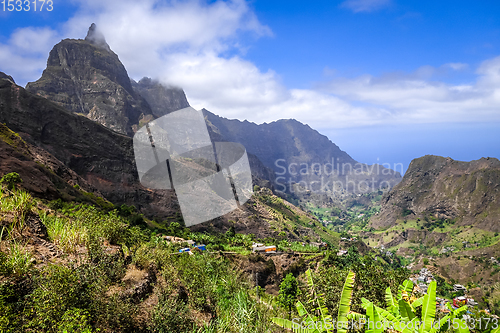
[
  {"left": 24, "top": 264, "right": 97, "bottom": 331},
  {"left": 0, "top": 242, "right": 33, "bottom": 279},
  {"left": 150, "top": 294, "right": 194, "bottom": 332},
  {"left": 277, "top": 273, "right": 298, "bottom": 314},
  {"left": 57, "top": 308, "right": 94, "bottom": 333},
  {"left": 41, "top": 213, "right": 87, "bottom": 254},
  {"left": 0, "top": 172, "right": 22, "bottom": 190},
  {"left": 225, "top": 225, "right": 236, "bottom": 238}
]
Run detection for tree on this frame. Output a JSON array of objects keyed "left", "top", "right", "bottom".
[{"left": 278, "top": 273, "right": 298, "bottom": 317}]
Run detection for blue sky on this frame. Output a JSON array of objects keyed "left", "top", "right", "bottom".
[{"left": 1, "top": 0, "right": 500, "bottom": 173}]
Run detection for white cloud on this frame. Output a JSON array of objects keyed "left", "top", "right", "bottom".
[
  {"left": 340, "top": 0, "right": 391, "bottom": 13},
  {"left": 318, "top": 58, "right": 500, "bottom": 126},
  {"left": 0, "top": 27, "right": 60, "bottom": 84},
  {"left": 64, "top": 0, "right": 271, "bottom": 78},
  {"left": 444, "top": 62, "right": 468, "bottom": 71},
  {"left": 57, "top": 0, "right": 381, "bottom": 129}
]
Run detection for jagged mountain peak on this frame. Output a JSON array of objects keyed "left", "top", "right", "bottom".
[
  {"left": 26, "top": 26, "right": 154, "bottom": 136},
  {"left": 84, "top": 23, "right": 111, "bottom": 52}
]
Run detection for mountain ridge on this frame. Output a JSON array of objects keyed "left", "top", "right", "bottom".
[
  {"left": 370, "top": 154, "right": 500, "bottom": 232},
  {"left": 204, "top": 109, "right": 402, "bottom": 201}
]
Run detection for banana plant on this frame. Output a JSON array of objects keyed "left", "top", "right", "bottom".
[
  {"left": 440, "top": 303, "right": 469, "bottom": 333},
  {"left": 362, "top": 280, "right": 441, "bottom": 333},
  {"left": 363, "top": 279, "right": 422, "bottom": 322},
  {"left": 271, "top": 270, "right": 357, "bottom": 333}
]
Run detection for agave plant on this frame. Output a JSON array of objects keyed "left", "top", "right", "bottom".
[{"left": 272, "top": 269, "right": 357, "bottom": 332}]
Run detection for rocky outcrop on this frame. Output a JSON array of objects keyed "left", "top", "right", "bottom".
[
  {"left": 85, "top": 23, "right": 111, "bottom": 52},
  {"left": 0, "top": 72, "right": 15, "bottom": 83},
  {"left": 371, "top": 155, "right": 500, "bottom": 232},
  {"left": 26, "top": 24, "right": 154, "bottom": 136},
  {"left": 131, "top": 77, "right": 189, "bottom": 118}
]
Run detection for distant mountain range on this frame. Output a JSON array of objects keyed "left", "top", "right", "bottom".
[{"left": 2, "top": 24, "right": 401, "bottom": 228}]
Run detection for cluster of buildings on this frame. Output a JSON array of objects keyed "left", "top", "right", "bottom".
[
  {"left": 439, "top": 246, "right": 455, "bottom": 254},
  {"left": 252, "top": 243, "right": 277, "bottom": 253},
  {"left": 411, "top": 267, "right": 435, "bottom": 293},
  {"left": 411, "top": 268, "right": 479, "bottom": 312},
  {"left": 161, "top": 236, "right": 207, "bottom": 255}
]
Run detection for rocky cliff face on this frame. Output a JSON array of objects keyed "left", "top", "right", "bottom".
[
  {"left": 204, "top": 109, "right": 402, "bottom": 199},
  {"left": 370, "top": 155, "right": 500, "bottom": 231},
  {"left": 131, "top": 77, "right": 189, "bottom": 118},
  {"left": 1, "top": 74, "right": 179, "bottom": 217},
  {"left": 26, "top": 24, "right": 154, "bottom": 136}
]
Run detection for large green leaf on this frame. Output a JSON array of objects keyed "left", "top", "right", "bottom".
[
  {"left": 337, "top": 271, "right": 356, "bottom": 333},
  {"left": 385, "top": 286, "right": 399, "bottom": 316},
  {"left": 296, "top": 300, "right": 319, "bottom": 325},
  {"left": 429, "top": 315, "right": 450, "bottom": 333},
  {"left": 305, "top": 269, "right": 315, "bottom": 289},
  {"left": 347, "top": 311, "right": 366, "bottom": 321},
  {"left": 454, "top": 318, "right": 470, "bottom": 333},
  {"left": 399, "top": 299, "right": 415, "bottom": 322},
  {"left": 402, "top": 317, "right": 421, "bottom": 333},
  {"left": 366, "top": 302, "right": 384, "bottom": 333},
  {"left": 419, "top": 281, "right": 436, "bottom": 333},
  {"left": 361, "top": 297, "right": 371, "bottom": 309},
  {"left": 304, "top": 269, "right": 332, "bottom": 331},
  {"left": 376, "top": 304, "right": 400, "bottom": 324}
]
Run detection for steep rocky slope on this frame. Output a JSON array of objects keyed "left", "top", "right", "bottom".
[
  {"left": 0, "top": 122, "right": 97, "bottom": 200},
  {"left": 1, "top": 73, "right": 179, "bottom": 217}
]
